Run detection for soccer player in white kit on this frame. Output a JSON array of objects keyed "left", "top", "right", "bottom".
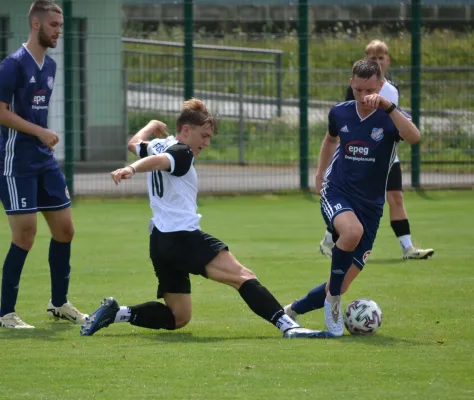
[
  {"left": 319, "top": 40, "right": 434, "bottom": 260},
  {"left": 80, "top": 99, "right": 333, "bottom": 339}
]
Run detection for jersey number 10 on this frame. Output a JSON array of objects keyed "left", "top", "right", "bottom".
[{"left": 151, "top": 170, "right": 164, "bottom": 198}]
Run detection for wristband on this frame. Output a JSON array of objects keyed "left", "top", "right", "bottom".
[
  {"left": 127, "top": 165, "right": 136, "bottom": 175},
  {"left": 385, "top": 103, "right": 397, "bottom": 114}
]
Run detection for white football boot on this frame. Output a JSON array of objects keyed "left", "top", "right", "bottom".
[
  {"left": 403, "top": 246, "right": 434, "bottom": 260},
  {"left": 319, "top": 238, "right": 334, "bottom": 258},
  {"left": 47, "top": 300, "right": 88, "bottom": 324},
  {"left": 0, "top": 312, "right": 35, "bottom": 329},
  {"left": 324, "top": 294, "right": 344, "bottom": 337},
  {"left": 283, "top": 303, "right": 299, "bottom": 324}
]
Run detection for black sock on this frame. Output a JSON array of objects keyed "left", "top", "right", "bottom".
[
  {"left": 1, "top": 243, "right": 28, "bottom": 316},
  {"left": 129, "top": 301, "right": 176, "bottom": 330},
  {"left": 238, "top": 279, "right": 284, "bottom": 325},
  {"left": 391, "top": 219, "right": 411, "bottom": 237},
  {"left": 328, "top": 245, "right": 353, "bottom": 296},
  {"left": 49, "top": 239, "right": 71, "bottom": 307}
]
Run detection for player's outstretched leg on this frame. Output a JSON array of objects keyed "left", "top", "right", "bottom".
[{"left": 80, "top": 297, "right": 119, "bottom": 336}]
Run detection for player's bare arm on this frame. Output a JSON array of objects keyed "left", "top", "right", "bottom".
[
  {"left": 387, "top": 109, "right": 421, "bottom": 145},
  {"left": 111, "top": 154, "right": 171, "bottom": 185},
  {"left": 315, "top": 133, "right": 339, "bottom": 194},
  {"left": 0, "top": 102, "right": 58, "bottom": 150},
  {"left": 363, "top": 93, "right": 421, "bottom": 145},
  {"left": 127, "top": 120, "right": 168, "bottom": 155}
]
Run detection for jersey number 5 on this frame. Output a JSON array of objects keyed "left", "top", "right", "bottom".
[{"left": 151, "top": 170, "right": 164, "bottom": 198}]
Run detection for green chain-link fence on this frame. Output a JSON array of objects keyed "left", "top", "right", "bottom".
[{"left": 1, "top": 0, "right": 473, "bottom": 195}]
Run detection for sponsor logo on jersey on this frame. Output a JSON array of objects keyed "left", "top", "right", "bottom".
[
  {"left": 370, "top": 127, "right": 384, "bottom": 142},
  {"left": 345, "top": 141, "right": 371, "bottom": 156},
  {"left": 47, "top": 76, "right": 54, "bottom": 90},
  {"left": 344, "top": 141, "right": 376, "bottom": 162},
  {"left": 31, "top": 90, "right": 48, "bottom": 110}
]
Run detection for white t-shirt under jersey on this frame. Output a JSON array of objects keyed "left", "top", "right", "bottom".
[
  {"left": 379, "top": 80, "right": 400, "bottom": 163},
  {"left": 136, "top": 136, "right": 201, "bottom": 233}
]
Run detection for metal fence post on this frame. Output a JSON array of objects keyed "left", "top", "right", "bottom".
[
  {"left": 63, "top": 0, "right": 74, "bottom": 197},
  {"left": 411, "top": 0, "right": 421, "bottom": 188},
  {"left": 184, "top": 0, "right": 194, "bottom": 100},
  {"left": 238, "top": 68, "right": 245, "bottom": 165},
  {"left": 298, "top": 0, "right": 309, "bottom": 191},
  {"left": 276, "top": 52, "right": 282, "bottom": 118}
]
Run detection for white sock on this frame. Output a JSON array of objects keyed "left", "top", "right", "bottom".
[
  {"left": 114, "top": 306, "right": 131, "bottom": 323},
  {"left": 398, "top": 234, "right": 412, "bottom": 250},
  {"left": 276, "top": 314, "right": 300, "bottom": 333},
  {"left": 325, "top": 230, "right": 334, "bottom": 244}
]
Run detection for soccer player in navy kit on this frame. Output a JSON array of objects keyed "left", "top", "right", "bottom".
[
  {"left": 0, "top": 1, "right": 86, "bottom": 328},
  {"left": 319, "top": 40, "right": 434, "bottom": 260},
  {"left": 285, "top": 60, "right": 421, "bottom": 336}
]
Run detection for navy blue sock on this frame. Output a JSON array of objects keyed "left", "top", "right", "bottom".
[
  {"left": 328, "top": 245, "right": 354, "bottom": 296},
  {"left": 291, "top": 282, "right": 327, "bottom": 315},
  {"left": 49, "top": 239, "right": 71, "bottom": 307},
  {"left": 1, "top": 243, "right": 28, "bottom": 316}
]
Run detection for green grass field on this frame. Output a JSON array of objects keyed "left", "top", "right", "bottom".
[{"left": 1, "top": 191, "right": 473, "bottom": 399}]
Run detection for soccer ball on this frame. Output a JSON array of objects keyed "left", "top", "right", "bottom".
[{"left": 343, "top": 298, "right": 382, "bottom": 335}]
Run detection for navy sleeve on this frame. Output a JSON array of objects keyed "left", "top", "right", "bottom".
[
  {"left": 328, "top": 107, "right": 338, "bottom": 137},
  {"left": 139, "top": 142, "right": 148, "bottom": 158},
  {"left": 345, "top": 85, "right": 355, "bottom": 101},
  {"left": 165, "top": 143, "right": 194, "bottom": 177},
  {"left": 0, "top": 58, "right": 20, "bottom": 104}
]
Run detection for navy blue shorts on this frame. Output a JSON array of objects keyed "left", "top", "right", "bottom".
[
  {"left": 0, "top": 168, "right": 71, "bottom": 215},
  {"left": 320, "top": 188, "right": 380, "bottom": 269}
]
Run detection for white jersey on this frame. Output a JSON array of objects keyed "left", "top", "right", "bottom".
[
  {"left": 379, "top": 80, "right": 400, "bottom": 163},
  {"left": 136, "top": 136, "right": 201, "bottom": 233}
]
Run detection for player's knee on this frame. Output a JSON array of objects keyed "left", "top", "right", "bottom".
[
  {"left": 54, "top": 224, "right": 75, "bottom": 242},
  {"left": 13, "top": 226, "right": 37, "bottom": 251},
  {"left": 241, "top": 267, "right": 256, "bottom": 282},
  {"left": 172, "top": 309, "right": 192, "bottom": 329},
  {"left": 342, "top": 223, "right": 363, "bottom": 247},
  {"left": 387, "top": 191, "right": 404, "bottom": 209}
]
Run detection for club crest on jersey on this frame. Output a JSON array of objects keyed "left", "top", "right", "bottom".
[
  {"left": 47, "top": 76, "right": 54, "bottom": 90},
  {"left": 363, "top": 250, "right": 372, "bottom": 263},
  {"left": 370, "top": 128, "right": 384, "bottom": 142}
]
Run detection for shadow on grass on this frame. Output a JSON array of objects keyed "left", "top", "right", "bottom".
[
  {"left": 0, "top": 321, "right": 76, "bottom": 340},
  {"left": 338, "top": 334, "right": 421, "bottom": 346},
  {"left": 369, "top": 258, "right": 405, "bottom": 265},
  {"left": 96, "top": 331, "right": 282, "bottom": 342}
]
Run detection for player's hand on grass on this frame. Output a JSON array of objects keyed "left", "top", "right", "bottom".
[
  {"left": 148, "top": 120, "right": 168, "bottom": 138},
  {"left": 37, "top": 128, "right": 59, "bottom": 151},
  {"left": 111, "top": 166, "right": 135, "bottom": 185},
  {"left": 362, "top": 94, "right": 392, "bottom": 111}
]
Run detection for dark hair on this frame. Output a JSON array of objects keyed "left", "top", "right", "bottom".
[
  {"left": 352, "top": 60, "right": 382, "bottom": 81},
  {"left": 176, "top": 98, "right": 217, "bottom": 134},
  {"left": 28, "top": 1, "right": 62, "bottom": 28}
]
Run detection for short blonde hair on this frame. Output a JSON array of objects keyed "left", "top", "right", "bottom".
[
  {"left": 364, "top": 40, "right": 389, "bottom": 56},
  {"left": 176, "top": 98, "right": 217, "bottom": 134}
]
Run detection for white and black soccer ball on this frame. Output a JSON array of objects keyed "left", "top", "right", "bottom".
[{"left": 343, "top": 298, "right": 382, "bottom": 335}]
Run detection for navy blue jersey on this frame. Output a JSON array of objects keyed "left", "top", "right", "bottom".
[
  {"left": 324, "top": 101, "right": 408, "bottom": 214},
  {"left": 0, "top": 45, "right": 57, "bottom": 177}
]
